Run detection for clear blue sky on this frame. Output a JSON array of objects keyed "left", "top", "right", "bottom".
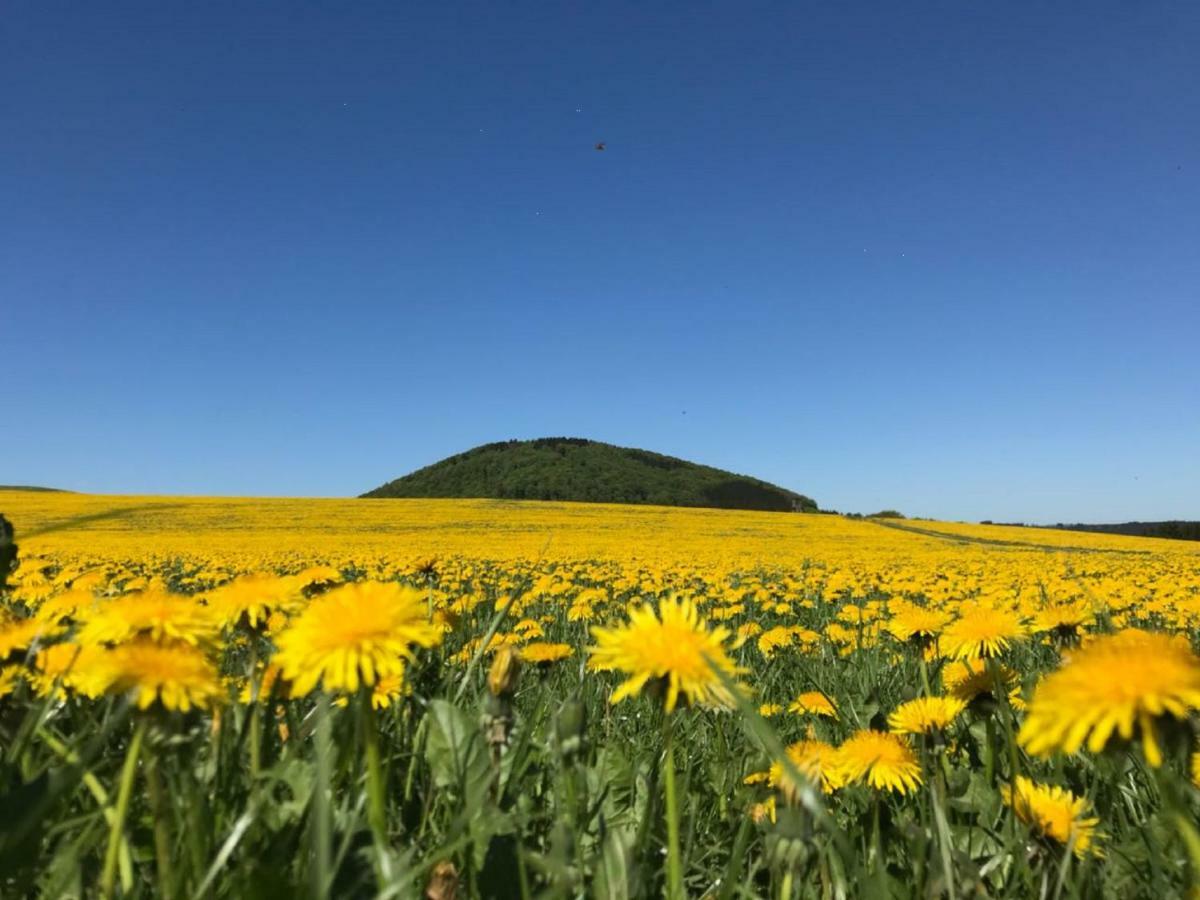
[{"left": 3, "top": 2, "right": 1198, "bottom": 523}]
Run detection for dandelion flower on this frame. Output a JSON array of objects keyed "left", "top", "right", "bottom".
[
  {"left": 237, "top": 662, "right": 283, "bottom": 704},
  {"left": 835, "top": 730, "right": 923, "bottom": 794},
  {"left": 206, "top": 574, "right": 301, "bottom": 629},
  {"left": 0, "top": 666, "right": 23, "bottom": 698},
  {"left": 788, "top": 690, "right": 838, "bottom": 719},
  {"left": 1001, "top": 776, "right": 1101, "bottom": 857},
  {"left": 1032, "top": 602, "right": 1094, "bottom": 642},
  {"left": 274, "top": 581, "right": 442, "bottom": 696},
  {"left": 79, "top": 588, "right": 218, "bottom": 647},
  {"left": 294, "top": 565, "right": 342, "bottom": 589},
  {"left": 756, "top": 626, "right": 794, "bottom": 657},
  {"left": 888, "top": 696, "right": 966, "bottom": 735},
  {"left": 758, "top": 703, "right": 783, "bottom": 717},
  {"left": 587, "top": 595, "right": 745, "bottom": 712},
  {"left": 371, "top": 671, "right": 408, "bottom": 709},
  {"left": 32, "top": 642, "right": 106, "bottom": 698},
  {"left": 520, "top": 641, "right": 573, "bottom": 665},
  {"left": 941, "top": 605, "right": 1026, "bottom": 660},
  {"left": 749, "top": 797, "right": 776, "bottom": 824},
  {"left": 0, "top": 616, "right": 59, "bottom": 660},
  {"left": 98, "top": 639, "right": 223, "bottom": 712},
  {"left": 1018, "top": 629, "right": 1200, "bottom": 767},
  {"left": 887, "top": 603, "right": 950, "bottom": 644},
  {"left": 943, "top": 658, "right": 1019, "bottom": 702},
  {"left": 769, "top": 739, "right": 842, "bottom": 796}
]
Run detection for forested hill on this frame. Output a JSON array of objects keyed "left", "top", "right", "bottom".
[
  {"left": 1052, "top": 521, "right": 1200, "bottom": 542},
  {"left": 361, "top": 438, "right": 817, "bottom": 513}
]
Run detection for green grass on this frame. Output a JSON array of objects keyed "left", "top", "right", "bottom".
[{"left": 2, "top": 562, "right": 1198, "bottom": 899}]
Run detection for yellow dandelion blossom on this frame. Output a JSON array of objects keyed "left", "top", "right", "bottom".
[
  {"left": 730, "top": 621, "right": 762, "bottom": 649},
  {"left": 888, "top": 696, "right": 966, "bottom": 735},
  {"left": 788, "top": 690, "right": 838, "bottom": 719},
  {"left": 1018, "top": 628, "right": 1200, "bottom": 767},
  {"left": 206, "top": 574, "right": 301, "bottom": 629},
  {"left": 97, "top": 639, "right": 223, "bottom": 712},
  {"left": 371, "top": 670, "right": 408, "bottom": 709},
  {"left": 940, "top": 605, "right": 1026, "bottom": 660},
  {"left": 835, "top": 730, "right": 922, "bottom": 794},
  {"left": 274, "top": 581, "right": 442, "bottom": 695},
  {"left": 0, "top": 665, "right": 23, "bottom": 698},
  {"left": 886, "top": 603, "right": 950, "bottom": 643},
  {"left": 1032, "top": 602, "right": 1095, "bottom": 640},
  {"left": 294, "top": 564, "right": 342, "bottom": 588},
  {"left": 78, "top": 588, "right": 218, "bottom": 647},
  {"left": 942, "top": 657, "right": 1022, "bottom": 705},
  {"left": 519, "top": 642, "right": 574, "bottom": 665},
  {"left": 32, "top": 586, "right": 95, "bottom": 626},
  {"left": 0, "top": 616, "right": 59, "bottom": 660},
  {"left": 710, "top": 603, "right": 745, "bottom": 622},
  {"left": 757, "top": 626, "right": 794, "bottom": 657},
  {"left": 769, "top": 739, "right": 842, "bottom": 795},
  {"left": 33, "top": 642, "right": 106, "bottom": 698},
  {"left": 759, "top": 703, "right": 783, "bottom": 717},
  {"left": 587, "top": 595, "right": 746, "bottom": 712},
  {"left": 1001, "top": 776, "right": 1101, "bottom": 857},
  {"left": 237, "top": 662, "right": 283, "bottom": 704},
  {"left": 749, "top": 797, "right": 777, "bottom": 824}
]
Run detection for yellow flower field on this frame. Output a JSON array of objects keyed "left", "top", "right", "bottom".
[{"left": 1, "top": 490, "right": 1199, "bottom": 897}]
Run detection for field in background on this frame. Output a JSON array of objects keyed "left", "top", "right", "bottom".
[
  {"left": 2, "top": 491, "right": 1200, "bottom": 897},
  {"left": 7, "top": 490, "right": 1197, "bottom": 563}
]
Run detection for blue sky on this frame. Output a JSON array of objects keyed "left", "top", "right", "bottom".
[{"left": 3, "top": 2, "right": 1197, "bottom": 522}]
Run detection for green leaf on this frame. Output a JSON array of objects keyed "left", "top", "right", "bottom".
[
  {"left": 424, "top": 699, "right": 492, "bottom": 816},
  {"left": 593, "top": 820, "right": 633, "bottom": 900}
]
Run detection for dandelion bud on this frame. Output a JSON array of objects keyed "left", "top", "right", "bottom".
[
  {"left": 425, "top": 860, "right": 459, "bottom": 900},
  {"left": 555, "top": 697, "right": 587, "bottom": 761},
  {"left": 488, "top": 646, "right": 521, "bottom": 698}
]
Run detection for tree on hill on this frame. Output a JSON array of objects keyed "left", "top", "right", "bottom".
[{"left": 362, "top": 438, "right": 818, "bottom": 513}]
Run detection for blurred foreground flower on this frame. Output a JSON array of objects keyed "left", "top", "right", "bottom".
[
  {"left": 98, "top": 638, "right": 223, "bottom": 712},
  {"left": 1018, "top": 628, "right": 1200, "bottom": 767}
]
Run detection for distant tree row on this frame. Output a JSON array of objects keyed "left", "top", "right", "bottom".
[{"left": 1052, "top": 521, "right": 1200, "bottom": 542}]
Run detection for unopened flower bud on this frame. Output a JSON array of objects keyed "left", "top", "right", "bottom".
[{"left": 488, "top": 646, "right": 521, "bottom": 698}]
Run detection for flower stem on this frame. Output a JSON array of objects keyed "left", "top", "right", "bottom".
[
  {"left": 361, "top": 691, "right": 389, "bottom": 874},
  {"left": 145, "top": 746, "right": 175, "bottom": 900},
  {"left": 663, "top": 714, "right": 684, "bottom": 900},
  {"left": 101, "top": 719, "right": 146, "bottom": 900},
  {"left": 312, "top": 694, "right": 332, "bottom": 900},
  {"left": 247, "top": 638, "right": 262, "bottom": 779}
]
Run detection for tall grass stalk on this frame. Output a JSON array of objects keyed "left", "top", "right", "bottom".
[{"left": 101, "top": 719, "right": 146, "bottom": 900}]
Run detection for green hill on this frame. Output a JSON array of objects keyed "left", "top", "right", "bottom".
[{"left": 361, "top": 438, "right": 817, "bottom": 512}]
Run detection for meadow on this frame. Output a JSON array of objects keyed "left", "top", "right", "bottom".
[{"left": 2, "top": 490, "right": 1200, "bottom": 898}]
